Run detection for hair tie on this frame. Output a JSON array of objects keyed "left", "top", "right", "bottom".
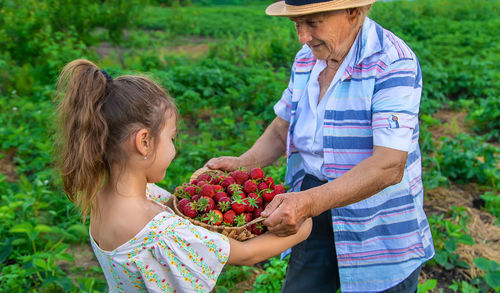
[{"left": 100, "top": 70, "right": 113, "bottom": 82}]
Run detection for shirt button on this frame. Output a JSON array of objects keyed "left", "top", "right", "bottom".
[{"left": 392, "top": 116, "right": 399, "bottom": 121}]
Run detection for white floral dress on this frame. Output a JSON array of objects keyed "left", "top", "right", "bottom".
[{"left": 89, "top": 184, "right": 230, "bottom": 292}]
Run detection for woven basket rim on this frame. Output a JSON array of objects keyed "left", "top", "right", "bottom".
[{"left": 189, "top": 166, "right": 225, "bottom": 182}]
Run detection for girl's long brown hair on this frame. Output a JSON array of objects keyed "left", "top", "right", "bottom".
[{"left": 55, "top": 59, "right": 176, "bottom": 222}]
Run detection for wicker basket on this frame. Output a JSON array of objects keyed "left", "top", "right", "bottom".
[{"left": 172, "top": 167, "right": 265, "bottom": 241}]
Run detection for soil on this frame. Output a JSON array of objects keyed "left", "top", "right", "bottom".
[{"left": 0, "top": 148, "right": 19, "bottom": 182}]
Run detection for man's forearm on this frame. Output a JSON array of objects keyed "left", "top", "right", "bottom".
[
  {"left": 239, "top": 117, "right": 288, "bottom": 169},
  {"left": 304, "top": 146, "right": 408, "bottom": 217}
]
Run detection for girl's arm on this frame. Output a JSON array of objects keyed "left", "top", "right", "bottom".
[{"left": 226, "top": 218, "right": 312, "bottom": 266}]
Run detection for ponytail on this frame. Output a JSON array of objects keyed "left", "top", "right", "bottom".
[
  {"left": 55, "top": 59, "right": 177, "bottom": 222},
  {"left": 56, "top": 59, "right": 109, "bottom": 222}
]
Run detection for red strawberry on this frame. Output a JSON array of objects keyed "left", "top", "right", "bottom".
[
  {"left": 211, "top": 175, "right": 222, "bottom": 185},
  {"left": 245, "top": 197, "right": 259, "bottom": 212},
  {"left": 234, "top": 214, "right": 247, "bottom": 227},
  {"left": 253, "top": 207, "right": 264, "bottom": 218},
  {"left": 191, "top": 194, "right": 201, "bottom": 202},
  {"left": 244, "top": 212, "right": 253, "bottom": 223},
  {"left": 274, "top": 184, "right": 286, "bottom": 194},
  {"left": 230, "top": 170, "right": 249, "bottom": 185},
  {"left": 247, "top": 193, "right": 263, "bottom": 207},
  {"left": 217, "top": 197, "right": 231, "bottom": 212},
  {"left": 250, "top": 168, "right": 264, "bottom": 180},
  {"left": 265, "top": 176, "right": 275, "bottom": 189},
  {"left": 190, "top": 179, "right": 199, "bottom": 185},
  {"left": 173, "top": 186, "right": 190, "bottom": 199},
  {"left": 243, "top": 180, "right": 258, "bottom": 194},
  {"left": 183, "top": 202, "right": 198, "bottom": 218},
  {"left": 257, "top": 182, "right": 269, "bottom": 191},
  {"left": 197, "top": 173, "right": 211, "bottom": 183},
  {"left": 197, "top": 196, "right": 215, "bottom": 213},
  {"left": 262, "top": 189, "right": 276, "bottom": 202},
  {"left": 227, "top": 184, "right": 243, "bottom": 196},
  {"left": 251, "top": 223, "right": 265, "bottom": 235},
  {"left": 213, "top": 185, "right": 223, "bottom": 193},
  {"left": 223, "top": 210, "right": 236, "bottom": 225},
  {"left": 200, "top": 184, "right": 215, "bottom": 198},
  {"left": 177, "top": 198, "right": 190, "bottom": 213},
  {"left": 221, "top": 176, "right": 236, "bottom": 188},
  {"left": 185, "top": 185, "right": 199, "bottom": 196},
  {"left": 214, "top": 191, "right": 228, "bottom": 203},
  {"left": 231, "top": 195, "right": 247, "bottom": 214},
  {"left": 196, "top": 181, "right": 205, "bottom": 188},
  {"left": 203, "top": 210, "right": 223, "bottom": 225}
]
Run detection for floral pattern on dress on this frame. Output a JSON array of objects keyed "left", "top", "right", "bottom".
[{"left": 89, "top": 184, "right": 230, "bottom": 293}]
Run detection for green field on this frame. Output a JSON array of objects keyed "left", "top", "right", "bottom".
[{"left": 0, "top": 0, "right": 499, "bottom": 292}]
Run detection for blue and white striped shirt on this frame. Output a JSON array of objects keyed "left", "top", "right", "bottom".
[{"left": 274, "top": 18, "right": 434, "bottom": 292}]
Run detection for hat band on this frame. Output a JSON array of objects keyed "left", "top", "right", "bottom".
[{"left": 285, "top": 0, "right": 332, "bottom": 5}]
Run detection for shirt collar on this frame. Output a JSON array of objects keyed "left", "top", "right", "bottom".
[{"left": 343, "top": 17, "right": 384, "bottom": 80}]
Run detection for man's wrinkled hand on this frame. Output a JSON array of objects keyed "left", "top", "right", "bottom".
[{"left": 261, "top": 192, "right": 312, "bottom": 237}]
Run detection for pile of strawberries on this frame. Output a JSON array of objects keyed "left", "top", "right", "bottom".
[{"left": 174, "top": 168, "right": 286, "bottom": 235}]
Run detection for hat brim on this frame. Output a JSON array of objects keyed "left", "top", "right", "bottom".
[{"left": 266, "top": 0, "right": 377, "bottom": 17}]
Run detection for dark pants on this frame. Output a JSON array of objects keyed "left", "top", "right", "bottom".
[{"left": 281, "top": 174, "right": 421, "bottom": 293}]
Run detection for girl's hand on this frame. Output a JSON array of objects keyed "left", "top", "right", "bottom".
[
  {"left": 205, "top": 156, "right": 244, "bottom": 172},
  {"left": 261, "top": 191, "right": 313, "bottom": 237}
]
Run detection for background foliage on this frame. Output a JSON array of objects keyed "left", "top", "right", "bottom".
[{"left": 0, "top": 0, "right": 498, "bottom": 291}]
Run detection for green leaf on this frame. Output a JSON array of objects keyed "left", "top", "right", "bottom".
[
  {"left": 444, "top": 238, "right": 457, "bottom": 252},
  {"left": 474, "top": 257, "right": 492, "bottom": 271},
  {"left": 33, "top": 258, "right": 47, "bottom": 270},
  {"left": 10, "top": 222, "right": 33, "bottom": 234},
  {"left": 484, "top": 271, "right": 500, "bottom": 289},
  {"left": 34, "top": 224, "right": 53, "bottom": 233},
  {"left": 418, "top": 279, "right": 437, "bottom": 293}
]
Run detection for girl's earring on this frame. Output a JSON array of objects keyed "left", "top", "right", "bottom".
[{"left": 144, "top": 156, "right": 147, "bottom": 160}]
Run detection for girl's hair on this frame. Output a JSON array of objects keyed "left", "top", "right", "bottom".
[{"left": 55, "top": 59, "right": 177, "bottom": 222}]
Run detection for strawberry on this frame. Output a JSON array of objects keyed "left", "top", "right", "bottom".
[
  {"left": 230, "top": 170, "right": 249, "bottom": 185},
  {"left": 247, "top": 193, "right": 263, "bottom": 207},
  {"left": 253, "top": 207, "right": 264, "bottom": 218},
  {"left": 183, "top": 202, "right": 198, "bottom": 218},
  {"left": 197, "top": 196, "right": 215, "bottom": 213},
  {"left": 231, "top": 195, "right": 247, "bottom": 214},
  {"left": 177, "top": 198, "right": 190, "bottom": 213},
  {"left": 262, "top": 189, "right": 276, "bottom": 202},
  {"left": 250, "top": 168, "right": 264, "bottom": 181},
  {"left": 257, "top": 182, "right": 269, "bottom": 191},
  {"left": 203, "top": 210, "right": 223, "bottom": 225},
  {"left": 245, "top": 197, "right": 259, "bottom": 212},
  {"left": 244, "top": 212, "right": 253, "bottom": 223},
  {"left": 221, "top": 176, "right": 236, "bottom": 188},
  {"left": 223, "top": 210, "right": 236, "bottom": 225},
  {"left": 217, "top": 197, "right": 231, "bottom": 212},
  {"left": 227, "top": 184, "right": 243, "bottom": 196},
  {"left": 264, "top": 176, "right": 275, "bottom": 189},
  {"left": 274, "top": 184, "right": 286, "bottom": 194},
  {"left": 212, "top": 185, "right": 223, "bottom": 193},
  {"left": 190, "top": 179, "right": 199, "bottom": 185},
  {"left": 234, "top": 214, "right": 247, "bottom": 227},
  {"left": 243, "top": 180, "right": 258, "bottom": 194},
  {"left": 211, "top": 175, "right": 222, "bottom": 185},
  {"left": 196, "top": 181, "right": 205, "bottom": 188},
  {"left": 200, "top": 184, "right": 215, "bottom": 198},
  {"left": 251, "top": 223, "right": 265, "bottom": 235},
  {"left": 185, "top": 185, "right": 199, "bottom": 197},
  {"left": 191, "top": 194, "right": 201, "bottom": 202},
  {"left": 197, "top": 173, "right": 211, "bottom": 183},
  {"left": 173, "top": 186, "right": 190, "bottom": 199},
  {"left": 213, "top": 191, "right": 228, "bottom": 203}
]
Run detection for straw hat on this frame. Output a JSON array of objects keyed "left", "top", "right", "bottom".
[{"left": 266, "top": 0, "right": 377, "bottom": 17}]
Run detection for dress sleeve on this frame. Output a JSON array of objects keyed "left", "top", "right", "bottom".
[
  {"left": 135, "top": 215, "right": 230, "bottom": 293},
  {"left": 371, "top": 56, "right": 422, "bottom": 150},
  {"left": 146, "top": 183, "right": 172, "bottom": 206}
]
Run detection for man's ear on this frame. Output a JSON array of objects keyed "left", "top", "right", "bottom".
[
  {"left": 135, "top": 128, "right": 152, "bottom": 157},
  {"left": 346, "top": 7, "right": 360, "bottom": 23}
]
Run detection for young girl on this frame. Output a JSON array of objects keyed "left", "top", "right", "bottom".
[{"left": 55, "top": 59, "right": 311, "bottom": 292}]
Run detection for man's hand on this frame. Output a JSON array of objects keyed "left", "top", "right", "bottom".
[
  {"left": 205, "top": 156, "right": 244, "bottom": 172},
  {"left": 261, "top": 192, "right": 312, "bottom": 237}
]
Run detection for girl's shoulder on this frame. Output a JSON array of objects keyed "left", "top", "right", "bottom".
[{"left": 146, "top": 183, "right": 172, "bottom": 206}]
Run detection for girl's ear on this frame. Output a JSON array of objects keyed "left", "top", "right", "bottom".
[{"left": 135, "top": 128, "right": 152, "bottom": 157}]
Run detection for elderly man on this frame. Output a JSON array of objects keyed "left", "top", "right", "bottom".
[{"left": 206, "top": 0, "right": 434, "bottom": 292}]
